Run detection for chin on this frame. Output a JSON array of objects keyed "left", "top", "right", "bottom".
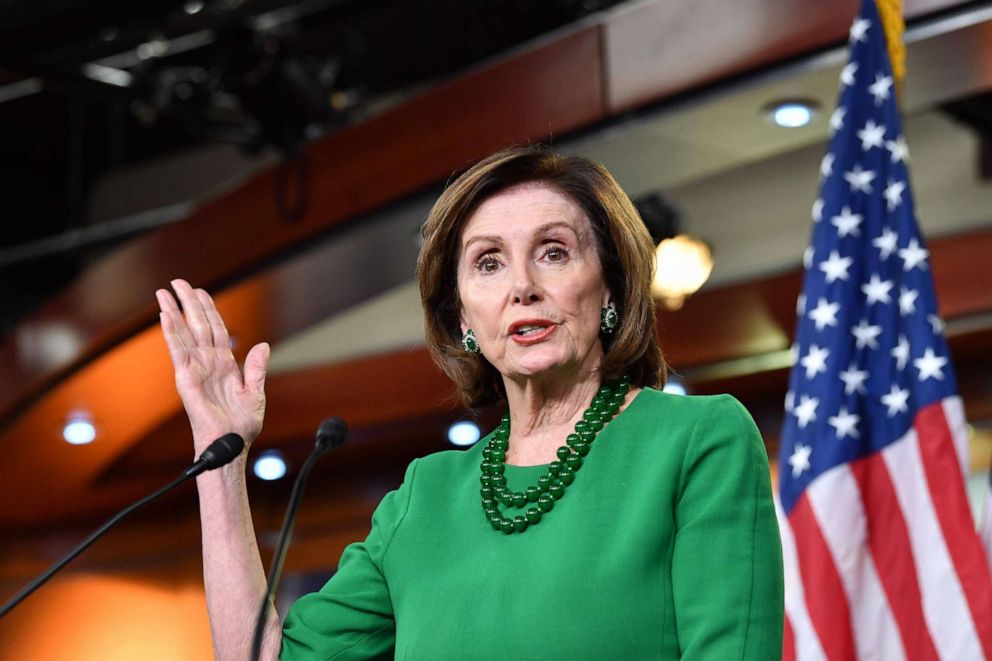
[{"left": 506, "top": 349, "right": 575, "bottom": 379}]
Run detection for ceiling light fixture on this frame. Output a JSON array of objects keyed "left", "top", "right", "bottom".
[
  {"left": 636, "top": 192, "right": 713, "bottom": 310},
  {"left": 766, "top": 100, "right": 819, "bottom": 128},
  {"left": 82, "top": 64, "right": 133, "bottom": 88},
  {"left": 184, "top": 0, "right": 204, "bottom": 15},
  {"left": 652, "top": 235, "right": 714, "bottom": 310},
  {"left": 63, "top": 415, "right": 96, "bottom": 445},
  {"left": 253, "top": 450, "right": 287, "bottom": 481},
  {"left": 136, "top": 37, "right": 170, "bottom": 60},
  {"left": 448, "top": 421, "right": 481, "bottom": 447}
]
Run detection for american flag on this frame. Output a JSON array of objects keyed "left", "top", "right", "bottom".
[{"left": 776, "top": 1, "right": 992, "bottom": 658}]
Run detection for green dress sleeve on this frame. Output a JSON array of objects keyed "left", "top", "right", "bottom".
[
  {"left": 279, "top": 459, "right": 418, "bottom": 660},
  {"left": 671, "top": 395, "right": 784, "bottom": 659}
]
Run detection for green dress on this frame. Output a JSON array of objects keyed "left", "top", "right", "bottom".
[{"left": 280, "top": 389, "right": 784, "bottom": 660}]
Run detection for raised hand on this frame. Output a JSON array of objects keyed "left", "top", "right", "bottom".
[{"left": 156, "top": 279, "right": 269, "bottom": 456}]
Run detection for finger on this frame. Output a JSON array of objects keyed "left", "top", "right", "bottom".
[
  {"left": 158, "top": 309, "right": 190, "bottom": 368},
  {"left": 171, "top": 279, "right": 214, "bottom": 347},
  {"left": 195, "top": 288, "right": 231, "bottom": 352},
  {"left": 157, "top": 289, "right": 196, "bottom": 351},
  {"left": 243, "top": 342, "right": 270, "bottom": 394},
  {"left": 155, "top": 288, "right": 180, "bottom": 314}
]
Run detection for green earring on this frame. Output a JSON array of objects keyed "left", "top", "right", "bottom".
[
  {"left": 462, "top": 329, "right": 480, "bottom": 353},
  {"left": 600, "top": 303, "right": 619, "bottom": 334}
]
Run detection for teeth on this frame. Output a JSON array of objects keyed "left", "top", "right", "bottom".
[{"left": 516, "top": 325, "right": 546, "bottom": 335}]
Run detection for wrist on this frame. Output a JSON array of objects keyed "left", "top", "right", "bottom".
[
  {"left": 193, "top": 428, "right": 253, "bottom": 453},
  {"left": 195, "top": 454, "right": 248, "bottom": 489}
]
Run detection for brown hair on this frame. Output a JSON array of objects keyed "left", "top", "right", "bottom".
[{"left": 417, "top": 145, "right": 666, "bottom": 408}]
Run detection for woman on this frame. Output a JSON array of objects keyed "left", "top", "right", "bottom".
[{"left": 157, "top": 146, "right": 783, "bottom": 659}]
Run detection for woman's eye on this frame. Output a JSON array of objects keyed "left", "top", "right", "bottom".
[
  {"left": 543, "top": 246, "right": 568, "bottom": 262},
  {"left": 477, "top": 256, "right": 500, "bottom": 273}
]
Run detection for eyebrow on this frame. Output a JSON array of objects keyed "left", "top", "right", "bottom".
[{"left": 462, "top": 221, "right": 581, "bottom": 252}]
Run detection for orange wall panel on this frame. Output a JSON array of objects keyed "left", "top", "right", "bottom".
[{"left": 0, "top": 573, "right": 212, "bottom": 660}]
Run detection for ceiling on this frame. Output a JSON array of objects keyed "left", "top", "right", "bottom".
[
  {"left": 0, "top": 0, "right": 629, "bottom": 336},
  {"left": 1, "top": 0, "right": 991, "bottom": 591},
  {"left": 269, "top": 5, "right": 992, "bottom": 369}
]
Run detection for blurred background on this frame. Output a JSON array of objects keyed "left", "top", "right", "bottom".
[{"left": 0, "top": 0, "right": 990, "bottom": 657}]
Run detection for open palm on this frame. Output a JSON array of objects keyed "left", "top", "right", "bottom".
[{"left": 157, "top": 279, "right": 269, "bottom": 455}]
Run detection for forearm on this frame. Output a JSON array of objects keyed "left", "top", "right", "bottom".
[{"left": 197, "top": 458, "right": 282, "bottom": 661}]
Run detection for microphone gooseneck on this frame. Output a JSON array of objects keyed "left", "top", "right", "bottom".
[
  {"left": 249, "top": 418, "right": 348, "bottom": 661},
  {"left": 0, "top": 432, "right": 246, "bottom": 619}
]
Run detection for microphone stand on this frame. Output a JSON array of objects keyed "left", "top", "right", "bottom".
[
  {"left": 249, "top": 417, "right": 347, "bottom": 661},
  {"left": 0, "top": 433, "right": 245, "bottom": 619}
]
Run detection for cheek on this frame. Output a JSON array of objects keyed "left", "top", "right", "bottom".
[{"left": 458, "top": 282, "right": 499, "bottom": 332}]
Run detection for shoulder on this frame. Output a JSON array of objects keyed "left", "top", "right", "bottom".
[
  {"left": 630, "top": 387, "right": 756, "bottom": 431},
  {"left": 629, "top": 389, "right": 765, "bottom": 466},
  {"left": 394, "top": 440, "right": 484, "bottom": 494},
  {"left": 414, "top": 442, "right": 484, "bottom": 474},
  {"left": 370, "top": 445, "right": 483, "bottom": 541}
]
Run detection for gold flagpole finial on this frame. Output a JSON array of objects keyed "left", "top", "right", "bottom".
[{"left": 874, "top": 0, "right": 905, "bottom": 103}]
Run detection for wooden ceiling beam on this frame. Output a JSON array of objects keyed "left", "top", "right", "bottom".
[{"left": 2, "top": 226, "right": 988, "bottom": 528}]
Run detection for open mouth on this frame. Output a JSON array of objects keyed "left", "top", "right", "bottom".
[
  {"left": 508, "top": 320, "right": 557, "bottom": 344},
  {"left": 514, "top": 324, "right": 550, "bottom": 336}
]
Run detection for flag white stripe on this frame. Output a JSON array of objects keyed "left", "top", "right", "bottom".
[
  {"left": 808, "top": 467, "right": 907, "bottom": 661},
  {"left": 776, "top": 496, "right": 828, "bottom": 661},
  {"left": 941, "top": 397, "right": 970, "bottom": 482},
  {"left": 881, "top": 425, "right": 983, "bottom": 660}
]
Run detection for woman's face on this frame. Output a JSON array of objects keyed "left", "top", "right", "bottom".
[{"left": 457, "top": 183, "right": 611, "bottom": 384}]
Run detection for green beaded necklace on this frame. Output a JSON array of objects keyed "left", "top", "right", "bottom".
[{"left": 479, "top": 376, "right": 632, "bottom": 534}]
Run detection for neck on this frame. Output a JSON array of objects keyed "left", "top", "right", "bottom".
[{"left": 501, "top": 367, "right": 602, "bottom": 465}]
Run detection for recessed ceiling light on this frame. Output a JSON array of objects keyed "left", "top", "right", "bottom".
[
  {"left": 766, "top": 100, "right": 819, "bottom": 128},
  {"left": 184, "top": 0, "right": 204, "bottom": 14},
  {"left": 253, "top": 450, "right": 287, "bottom": 480},
  {"left": 662, "top": 376, "right": 687, "bottom": 396},
  {"left": 63, "top": 416, "right": 96, "bottom": 445},
  {"left": 448, "top": 421, "right": 481, "bottom": 447}
]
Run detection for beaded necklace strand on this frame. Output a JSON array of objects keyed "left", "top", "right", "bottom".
[{"left": 479, "top": 376, "right": 632, "bottom": 534}]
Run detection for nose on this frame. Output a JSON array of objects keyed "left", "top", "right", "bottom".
[{"left": 510, "top": 262, "right": 541, "bottom": 305}]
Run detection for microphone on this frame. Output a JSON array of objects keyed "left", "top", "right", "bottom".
[
  {"left": 249, "top": 417, "right": 347, "bottom": 661},
  {"left": 184, "top": 433, "right": 245, "bottom": 477},
  {"left": 0, "top": 432, "right": 245, "bottom": 618},
  {"left": 315, "top": 417, "right": 347, "bottom": 454}
]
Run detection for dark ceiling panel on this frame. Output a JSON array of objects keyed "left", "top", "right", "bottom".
[{"left": 0, "top": 24, "right": 606, "bottom": 426}]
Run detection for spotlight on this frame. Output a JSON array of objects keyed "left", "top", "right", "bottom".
[
  {"left": 662, "top": 376, "right": 687, "bottom": 396},
  {"left": 253, "top": 450, "right": 287, "bottom": 480},
  {"left": 63, "top": 416, "right": 96, "bottom": 445},
  {"left": 448, "top": 421, "right": 481, "bottom": 447},
  {"left": 766, "top": 100, "right": 818, "bottom": 128},
  {"left": 184, "top": 0, "right": 204, "bottom": 14}
]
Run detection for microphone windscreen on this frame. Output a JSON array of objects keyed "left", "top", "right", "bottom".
[
  {"left": 199, "top": 433, "right": 245, "bottom": 469},
  {"left": 315, "top": 417, "right": 347, "bottom": 454}
]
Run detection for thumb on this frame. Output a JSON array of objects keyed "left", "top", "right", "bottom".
[{"left": 244, "top": 342, "right": 270, "bottom": 394}]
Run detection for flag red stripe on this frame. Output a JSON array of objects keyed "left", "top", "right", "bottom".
[
  {"left": 849, "top": 454, "right": 939, "bottom": 661},
  {"left": 789, "top": 494, "right": 856, "bottom": 661},
  {"left": 783, "top": 613, "right": 796, "bottom": 661},
  {"left": 916, "top": 402, "right": 992, "bottom": 658}
]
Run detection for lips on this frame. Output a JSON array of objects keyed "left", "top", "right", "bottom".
[{"left": 508, "top": 319, "right": 558, "bottom": 345}]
